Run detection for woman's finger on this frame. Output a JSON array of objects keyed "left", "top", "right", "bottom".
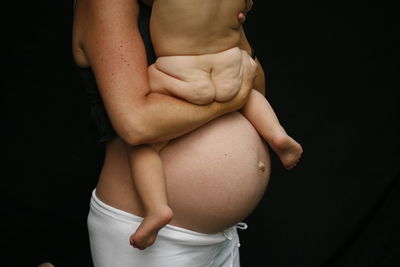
[{"left": 238, "top": 12, "right": 246, "bottom": 23}]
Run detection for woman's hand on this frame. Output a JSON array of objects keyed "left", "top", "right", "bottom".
[
  {"left": 221, "top": 52, "right": 257, "bottom": 113},
  {"left": 238, "top": 0, "right": 253, "bottom": 23}
]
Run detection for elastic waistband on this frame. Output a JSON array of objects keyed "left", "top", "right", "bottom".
[{"left": 90, "top": 189, "right": 230, "bottom": 245}]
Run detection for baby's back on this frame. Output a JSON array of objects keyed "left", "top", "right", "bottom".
[{"left": 150, "top": 0, "right": 246, "bottom": 57}]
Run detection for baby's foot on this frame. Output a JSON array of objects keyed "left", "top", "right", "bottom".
[
  {"left": 130, "top": 205, "right": 173, "bottom": 250},
  {"left": 269, "top": 128, "right": 303, "bottom": 170}
]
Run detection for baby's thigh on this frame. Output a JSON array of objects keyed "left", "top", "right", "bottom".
[
  {"left": 210, "top": 47, "right": 247, "bottom": 102},
  {"left": 150, "top": 57, "right": 216, "bottom": 105},
  {"left": 155, "top": 56, "right": 209, "bottom": 82}
]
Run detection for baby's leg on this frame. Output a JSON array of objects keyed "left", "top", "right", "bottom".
[
  {"left": 126, "top": 142, "right": 173, "bottom": 250},
  {"left": 210, "top": 47, "right": 244, "bottom": 102},
  {"left": 148, "top": 56, "right": 216, "bottom": 105},
  {"left": 241, "top": 90, "right": 303, "bottom": 169}
]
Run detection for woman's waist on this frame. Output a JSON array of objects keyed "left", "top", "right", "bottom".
[
  {"left": 97, "top": 113, "right": 270, "bottom": 233},
  {"left": 96, "top": 167, "right": 268, "bottom": 234},
  {"left": 90, "top": 188, "right": 237, "bottom": 244}
]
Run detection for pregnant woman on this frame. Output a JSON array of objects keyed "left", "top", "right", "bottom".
[{"left": 73, "top": 0, "right": 270, "bottom": 266}]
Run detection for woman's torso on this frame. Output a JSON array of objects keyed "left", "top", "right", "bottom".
[
  {"left": 97, "top": 112, "right": 270, "bottom": 233},
  {"left": 150, "top": 0, "right": 246, "bottom": 56}
]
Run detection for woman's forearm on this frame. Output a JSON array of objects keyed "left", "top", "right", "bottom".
[
  {"left": 122, "top": 93, "right": 228, "bottom": 145},
  {"left": 124, "top": 50, "right": 257, "bottom": 145},
  {"left": 124, "top": 82, "right": 253, "bottom": 145}
]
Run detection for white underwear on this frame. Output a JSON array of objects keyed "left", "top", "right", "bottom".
[{"left": 87, "top": 189, "right": 247, "bottom": 267}]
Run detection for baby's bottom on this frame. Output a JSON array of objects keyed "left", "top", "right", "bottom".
[
  {"left": 88, "top": 190, "right": 244, "bottom": 267},
  {"left": 148, "top": 47, "right": 248, "bottom": 105}
]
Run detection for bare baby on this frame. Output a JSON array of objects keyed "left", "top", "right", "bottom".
[{"left": 127, "top": 0, "right": 303, "bottom": 250}]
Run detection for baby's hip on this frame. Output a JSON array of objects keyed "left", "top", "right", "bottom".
[{"left": 154, "top": 47, "right": 246, "bottom": 80}]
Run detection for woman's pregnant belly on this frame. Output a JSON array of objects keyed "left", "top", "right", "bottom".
[
  {"left": 162, "top": 112, "right": 270, "bottom": 233},
  {"left": 97, "top": 112, "right": 270, "bottom": 234}
]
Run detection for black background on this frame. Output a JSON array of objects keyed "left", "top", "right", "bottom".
[{"left": 2, "top": 1, "right": 399, "bottom": 266}]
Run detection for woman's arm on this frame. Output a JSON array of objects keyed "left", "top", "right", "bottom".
[{"left": 73, "top": 0, "right": 255, "bottom": 145}]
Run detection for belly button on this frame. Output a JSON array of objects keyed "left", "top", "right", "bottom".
[{"left": 258, "top": 162, "right": 265, "bottom": 172}]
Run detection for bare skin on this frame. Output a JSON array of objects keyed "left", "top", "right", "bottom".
[
  {"left": 128, "top": 0, "right": 302, "bottom": 249},
  {"left": 128, "top": 52, "right": 258, "bottom": 249},
  {"left": 72, "top": 0, "right": 254, "bottom": 146},
  {"left": 150, "top": 0, "right": 252, "bottom": 56},
  {"left": 126, "top": 143, "right": 173, "bottom": 249},
  {"left": 241, "top": 90, "right": 303, "bottom": 169},
  {"left": 73, "top": 0, "right": 273, "bottom": 256},
  {"left": 97, "top": 112, "right": 270, "bottom": 234}
]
